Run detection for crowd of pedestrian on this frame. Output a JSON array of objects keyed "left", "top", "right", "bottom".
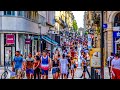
[{"left": 10, "top": 37, "right": 81, "bottom": 79}]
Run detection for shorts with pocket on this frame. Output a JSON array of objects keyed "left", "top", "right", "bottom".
[
  {"left": 41, "top": 69, "right": 48, "bottom": 75},
  {"left": 15, "top": 68, "right": 22, "bottom": 76},
  {"left": 26, "top": 68, "right": 34, "bottom": 75},
  {"left": 52, "top": 67, "right": 59, "bottom": 74}
]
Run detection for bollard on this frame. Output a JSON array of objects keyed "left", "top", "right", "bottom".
[
  {"left": 94, "top": 69, "right": 97, "bottom": 79},
  {"left": 96, "top": 69, "right": 99, "bottom": 79},
  {"left": 91, "top": 67, "right": 95, "bottom": 79},
  {"left": 98, "top": 69, "right": 101, "bottom": 79}
]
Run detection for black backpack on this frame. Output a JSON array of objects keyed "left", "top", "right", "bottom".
[{"left": 110, "top": 56, "right": 114, "bottom": 66}]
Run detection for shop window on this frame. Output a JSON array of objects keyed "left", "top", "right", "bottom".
[
  {"left": 114, "top": 13, "right": 120, "bottom": 27},
  {"left": 4, "top": 11, "right": 15, "bottom": 16},
  {"left": 18, "top": 11, "right": 24, "bottom": 16}
]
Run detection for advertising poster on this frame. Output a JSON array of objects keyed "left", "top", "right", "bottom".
[{"left": 90, "top": 48, "right": 101, "bottom": 67}]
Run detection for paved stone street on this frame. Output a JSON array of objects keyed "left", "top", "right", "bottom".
[{"left": 0, "top": 67, "right": 109, "bottom": 79}]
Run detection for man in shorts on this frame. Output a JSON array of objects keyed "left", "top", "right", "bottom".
[
  {"left": 12, "top": 51, "right": 24, "bottom": 79},
  {"left": 26, "top": 53, "right": 34, "bottom": 79},
  {"left": 40, "top": 50, "right": 51, "bottom": 79}
]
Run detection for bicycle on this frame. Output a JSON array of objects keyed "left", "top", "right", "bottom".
[{"left": 1, "top": 61, "right": 13, "bottom": 79}]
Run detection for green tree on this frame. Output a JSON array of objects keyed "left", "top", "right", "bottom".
[{"left": 72, "top": 20, "right": 78, "bottom": 32}]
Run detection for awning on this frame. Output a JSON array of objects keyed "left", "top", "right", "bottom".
[{"left": 42, "top": 35, "right": 58, "bottom": 45}]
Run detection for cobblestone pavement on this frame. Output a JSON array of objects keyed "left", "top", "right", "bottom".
[{"left": 0, "top": 67, "right": 109, "bottom": 79}]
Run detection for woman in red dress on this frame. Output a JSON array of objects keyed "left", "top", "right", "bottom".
[{"left": 111, "top": 53, "right": 120, "bottom": 79}]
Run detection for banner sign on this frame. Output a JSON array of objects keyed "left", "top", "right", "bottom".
[
  {"left": 88, "top": 34, "right": 92, "bottom": 49},
  {"left": 6, "top": 34, "right": 15, "bottom": 45},
  {"left": 25, "top": 39, "right": 31, "bottom": 44}
]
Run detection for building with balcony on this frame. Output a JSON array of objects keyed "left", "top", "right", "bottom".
[{"left": 54, "top": 11, "right": 75, "bottom": 46}]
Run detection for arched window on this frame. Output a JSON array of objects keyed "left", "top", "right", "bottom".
[{"left": 114, "top": 13, "right": 120, "bottom": 27}]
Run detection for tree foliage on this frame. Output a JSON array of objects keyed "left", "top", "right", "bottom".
[{"left": 72, "top": 20, "right": 78, "bottom": 32}]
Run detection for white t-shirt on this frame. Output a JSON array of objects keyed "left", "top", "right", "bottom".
[
  {"left": 112, "top": 58, "right": 120, "bottom": 70},
  {"left": 107, "top": 56, "right": 114, "bottom": 61},
  {"left": 107, "top": 56, "right": 114, "bottom": 67}
]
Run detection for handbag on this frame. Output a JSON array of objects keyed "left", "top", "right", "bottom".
[{"left": 74, "top": 64, "right": 76, "bottom": 68}]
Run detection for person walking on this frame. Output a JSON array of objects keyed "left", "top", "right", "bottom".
[
  {"left": 107, "top": 52, "right": 114, "bottom": 79},
  {"left": 59, "top": 54, "right": 69, "bottom": 79},
  {"left": 40, "top": 50, "right": 51, "bottom": 79},
  {"left": 26, "top": 53, "right": 34, "bottom": 79},
  {"left": 52, "top": 54, "right": 60, "bottom": 79},
  {"left": 12, "top": 51, "right": 24, "bottom": 79},
  {"left": 70, "top": 57, "right": 75, "bottom": 79},
  {"left": 111, "top": 53, "right": 120, "bottom": 79},
  {"left": 80, "top": 54, "right": 91, "bottom": 79},
  {"left": 33, "top": 55, "right": 40, "bottom": 79}
]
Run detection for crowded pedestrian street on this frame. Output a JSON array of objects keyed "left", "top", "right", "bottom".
[
  {"left": 0, "top": 40, "right": 110, "bottom": 79},
  {"left": 0, "top": 11, "right": 120, "bottom": 79}
]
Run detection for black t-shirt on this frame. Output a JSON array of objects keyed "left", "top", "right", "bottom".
[
  {"left": 52, "top": 60, "right": 59, "bottom": 67},
  {"left": 36, "top": 56, "right": 41, "bottom": 61}
]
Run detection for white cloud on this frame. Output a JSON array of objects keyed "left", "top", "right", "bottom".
[{"left": 72, "top": 11, "right": 85, "bottom": 28}]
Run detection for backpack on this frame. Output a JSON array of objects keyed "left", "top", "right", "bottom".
[{"left": 110, "top": 56, "right": 114, "bottom": 66}]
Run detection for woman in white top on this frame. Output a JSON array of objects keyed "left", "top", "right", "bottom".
[
  {"left": 111, "top": 53, "right": 120, "bottom": 79},
  {"left": 59, "top": 54, "right": 69, "bottom": 79}
]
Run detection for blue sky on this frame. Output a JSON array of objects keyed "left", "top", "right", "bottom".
[{"left": 72, "top": 11, "right": 85, "bottom": 28}]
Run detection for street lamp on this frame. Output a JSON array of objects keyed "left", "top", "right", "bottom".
[
  {"left": 48, "top": 29, "right": 52, "bottom": 58},
  {"left": 38, "top": 23, "right": 42, "bottom": 52}
]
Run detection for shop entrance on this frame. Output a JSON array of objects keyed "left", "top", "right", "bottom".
[
  {"left": 4, "top": 46, "right": 15, "bottom": 66},
  {"left": 4, "top": 34, "right": 16, "bottom": 66}
]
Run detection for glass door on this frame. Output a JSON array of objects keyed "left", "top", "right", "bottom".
[
  {"left": 5, "top": 47, "right": 12, "bottom": 66},
  {"left": 5, "top": 47, "right": 15, "bottom": 66}
]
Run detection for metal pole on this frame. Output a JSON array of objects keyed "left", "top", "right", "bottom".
[
  {"left": 100, "top": 11, "right": 104, "bottom": 79},
  {"left": 40, "top": 26, "right": 42, "bottom": 52},
  {"left": 51, "top": 31, "right": 52, "bottom": 58}
]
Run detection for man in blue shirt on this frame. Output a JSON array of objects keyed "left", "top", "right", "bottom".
[{"left": 12, "top": 51, "right": 23, "bottom": 79}]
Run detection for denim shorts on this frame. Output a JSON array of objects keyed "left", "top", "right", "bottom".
[
  {"left": 52, "top": 67, "right": 59, "bottom": 74},
  {"left": 26, "top": 69, "right": 34, "bottom": 74},
  {"left": 41, "top": 69, "right": 48, "bottom": 75}
]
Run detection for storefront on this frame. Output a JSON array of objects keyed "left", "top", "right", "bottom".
[
  {"left": 4, "top": 34, "right": 16, "bottom": 66},
  {"left": 113, "top": 31, "right": 120, "bottom": 54}
]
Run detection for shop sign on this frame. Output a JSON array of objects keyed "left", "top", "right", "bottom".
[
  {"left": 113, "top": 31, "right": 120, "bottom": 38},
  {"left": 6, "top": 34, "right": 15, "bottom": 45},
  {"left": 25, "top": 39, "right": 31, "bottom": 44},
  {"left": 103, "top": 24, "right": 107, "bottom": 29}
]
